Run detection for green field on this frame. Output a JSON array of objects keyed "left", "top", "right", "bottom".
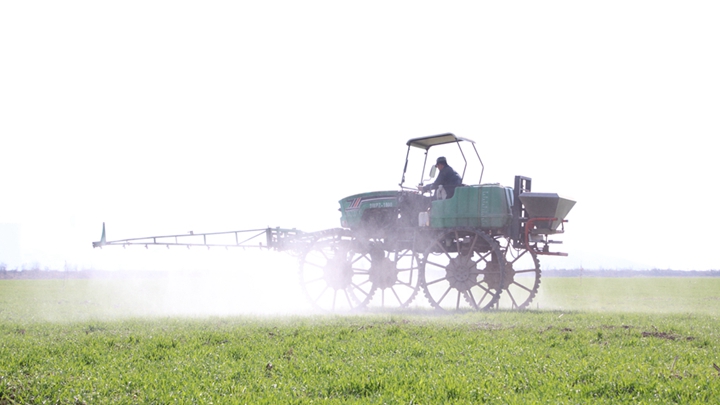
[
  {"left": 536, "top": 277, "right": 720, "bottom": 315},
  {"left": 1, "top": 277, "right": 719, "bottom": 404}
]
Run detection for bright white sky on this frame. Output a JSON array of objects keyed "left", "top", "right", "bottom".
[{"left": 1, "top": 1, "right": 719, "bottom": 272}]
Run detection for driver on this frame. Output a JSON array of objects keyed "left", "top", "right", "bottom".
[{"left": 421, "top": 156, "right": 462, "bottom": 199}]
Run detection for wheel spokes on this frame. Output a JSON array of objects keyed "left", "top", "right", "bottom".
[
  {"left": 493, "top": 240, "right": 541, "bottom": 310},
  {"left": 421, "top": 229, "right": 505, "bottom": 311},
  {"left": 302, "top": 230, "right": 543, "bottom": 311}
]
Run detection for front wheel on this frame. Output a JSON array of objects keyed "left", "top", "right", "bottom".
[{"left": 492, "top": 239, "right": 541, "bottom": 309}]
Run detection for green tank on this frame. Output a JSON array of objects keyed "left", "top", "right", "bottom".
[
  {"left": 429, "top": 184, "right": 513, "bottom": 229},
  {"left": 338, "top": 185, "right": 514, "bottom": 233}
]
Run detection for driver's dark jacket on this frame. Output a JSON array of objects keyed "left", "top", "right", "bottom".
[{"left": 423, "top": 165, "right": 462, "bottom": 198}]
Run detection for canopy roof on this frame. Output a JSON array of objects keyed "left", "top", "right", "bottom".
[{"left": 406, "top": 133, "right": 475, "bottom": 150}]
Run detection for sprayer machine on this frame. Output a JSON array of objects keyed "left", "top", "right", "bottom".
[{"left": 94, "top": 133, "right": 575, "bottom": 311}]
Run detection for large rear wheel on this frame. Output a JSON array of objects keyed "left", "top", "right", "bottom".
[{"left": 420, "top": 228, "right": 505, "bottom": 311}]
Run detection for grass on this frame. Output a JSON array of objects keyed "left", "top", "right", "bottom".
[
  {"left": 537, "top": 277, "right": 720, "bottom": 315},
  {"left": 1, "top": 277, "right": 720, "bottom": 404}
]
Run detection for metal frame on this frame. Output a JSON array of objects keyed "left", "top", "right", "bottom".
[
  {"left": 399, "top": 133, "right": 485, "bottom": 189},
  {"left": 524, "top": 217, "right": 568, "bottom": 256},
  {"left": 92, "top": 223, "right": 307, "bottom": 252},
  {"left": 510, "top": 175, "right": 532, "bottom": 248}
]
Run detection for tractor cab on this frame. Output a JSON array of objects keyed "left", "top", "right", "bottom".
[
  {"left": 399, "top": 133, "right": 484, "bottom": 196},
  {"left": 338, "top": 132, "right": 573, "bottom": 254},
  {"left": 339, "top": 133, "right": 490, "bottom": 235}
]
